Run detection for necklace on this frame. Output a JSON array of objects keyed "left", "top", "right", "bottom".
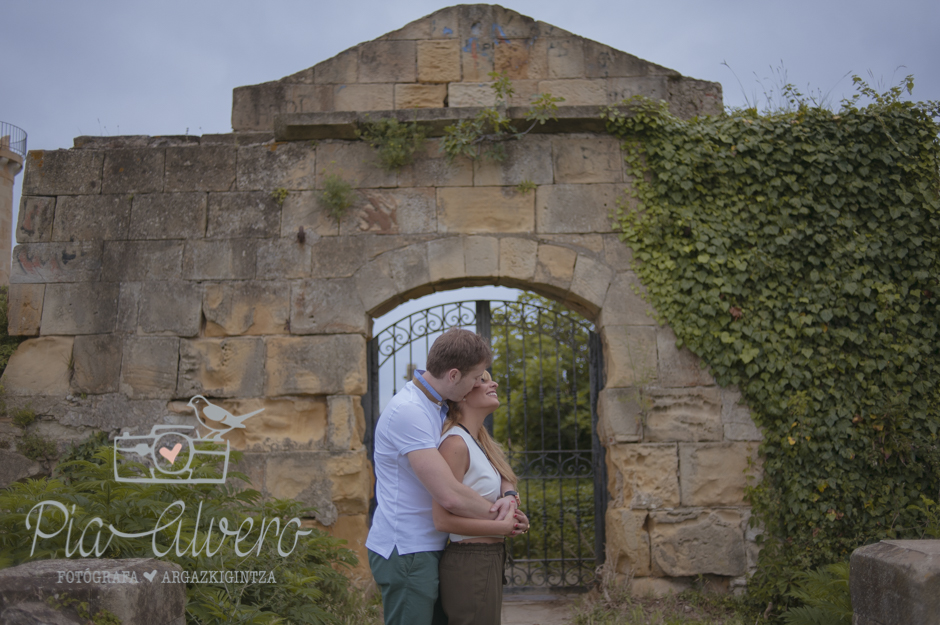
[{"left": 457, "top": 423, "right": 491, "bottom": 461}]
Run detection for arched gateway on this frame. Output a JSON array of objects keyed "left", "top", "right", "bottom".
[{"left": 3, "top": 4, "right": 761, "bottom": 593}]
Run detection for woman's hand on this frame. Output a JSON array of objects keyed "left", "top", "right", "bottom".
[{"left": 510, "top": 509, "right": 529, "bottom": 537}]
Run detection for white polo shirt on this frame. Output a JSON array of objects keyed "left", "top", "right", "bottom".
[{"left": 365, "top": 375, "right": 449, "bottom": 558}]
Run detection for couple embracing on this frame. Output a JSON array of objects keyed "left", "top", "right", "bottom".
[{"left": 366, "top": 328, "right": 530, "bottom": 625}]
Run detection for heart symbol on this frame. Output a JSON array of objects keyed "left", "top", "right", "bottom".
[
  {"left": 143, "top": 569, "right": 157, "bottom": 582},
  {"left": 159, "top": 443, "right": 182, "bottom": 463}
]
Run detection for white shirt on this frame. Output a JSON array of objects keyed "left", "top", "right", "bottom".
[
  {"left": 441, "top": 426, "right": 502, "bottom": 542},
  {"left": 365, "top": 379, "right": 448, "bottom": 557}
]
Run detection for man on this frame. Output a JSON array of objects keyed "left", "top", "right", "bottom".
[{"left": 366, "top": 328, "right": 521, "bottom": 625}]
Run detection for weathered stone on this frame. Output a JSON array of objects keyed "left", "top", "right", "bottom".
[
  {"left": 315, "top": 49, "right": 358, "bottom": 84},
  {"left": 164, "top": 146, "right": 236, "bottom": 192},
  {"left": 657, "top": 326, "right": 715, "bottom": 387},
  {"left": 71, "top": 334, "right": 122, "bottom": 395},
  {"left": 203, "top": 281, "right": 290, "bottom": 336},
  {"left": 265, "top": 335, "right": 366, "bottom": 395},
  {"left": 52, "top": 194, "right": 131, "bottom": 241},
  {"left": 398, "top": 138, "right": 474, "bottom": 188},
  {"left": 207, "top": 192, "right": 281, "bottom": 239},
  {"left": 569, "top": 253, "right": 613, "bottom": 312},
  {"left": 667, "top": 79, "right": 724, "bottom": 120},
  {"left": 0, "top": 337, "right": 74, "bottom": 396},
  {"left": 605, "top": 507, "right": 650, "bottom": 576},
  {"left": 116, "top": 282, "right": 141, "bottom": 333},
  {"left": 177, "top": 338, "right": 265, "bottom": 398},
  {"left": 498, "top": 237, "right": 538, "bottom": 281},
  {"left": 6, "top": 284, "right": 43, "bottom": 336},
  {"left": 473, "top": 135, "right": 553, "bottom": 186},
  {"left": 598, "top": 272, "right": 656, "bottom": 327},
  {"left": 0, "top": 558, "right": 186, "bottom": 625},
  {"left": 280, "top": 190, "right": 341, "bottom": 238},
  {"left": 850, "top": 540, "right": 940, "bottom": 625},
  {"left": 438, "top": 187, "right": 534, "bottom": 233},
  {"left": 464, "top": 236, "right": 500, "bottom": 278},
  {"left": 448, "top": 83, "right": 497, "bottom": 107},
  {"left": 537, "top": 79, "right": 607, "bottom": 105},
  {"left": 603, "top": 232, "right": 634, "bottom": 271},
  {"left": 16, "top": 196, "right": 55, "bottom": 243},
  {"left": 629, "top": 577, "right": 693, "bottom": 598},
  {"left": 607, "top": 76, "right": 669, "bottom": 103},
  {"left": 603, "top": 325, "right": 658, "bottom": 387},
  {"left": 606, "top": 443, "right": 679, "bottom": 509},
  {"left": 385, "top": 5, "right": 458, "bottom": 40},
  {"left": 547, "top": 39, "right": 585, "bottom": 79},
  {"left": 649, "top": 509, "right": 746, "bottom": 577},
  {"left": 679, "top": 442, "right": 759, "bottom": 506},
  {"left": 721, "top": 387, "right": 762, "bottom": 441},
  {"left": 536, "top": 184, "right": 623, "bottom": 234},
  {"left": 10, "top": 241, "right": 102, "bottom": 284},
  {"left": 231, "top": 83, "right": 287, "bottom": 132},
  {"left": 395, "top": 84, "right": 448, "bottom": 109},
  {"left": 0, "top": 449, "right": 44, "bottom": 488},
  {"left": 216, "top": 397, "right": 328, "bottom": 451},
  {"left": 229, "top": 452, "right": 266, "bottom": 492},
  {"left": 312, "top": 514, "right": 372, "bottom": 581},
  {"left": 354, "top": 256, "right": 399, "bottom": 314},
  {"left": 265, "top": 451, "right": 337, "bottom": 524},
  {"left": 236, "top": 141, "right": 317, "bottom": 191},
  {"left": 333, "top": 84, "right": 394, "bottom": 112},
  {"left": 327, "top": 395, "right": 366, "bottom": 451},
  {"left": 417, "top": 40, "right": 461, "bottom": 83},
  {"left": 359, "top": 40, "right": 416, "bottom": 83},
  {"left": 129, "top": 193, "right": 208, "bottom": 240},
  {"left": 328, "top": 451, "right": 371, "bottom": 514},
  {"left": 385, "top": 244, "right": 432, "bottom": 297},
  {"left": 101, "top": 240, "right": 183, "bottom": 281},
  {"left": 461, "top": 37, "right": 496, "bottom": 82},
  {"left": 316, "top": 141, "right": 397, "bottom": 189},
  {"left": 102, "top": 149, "right": 165, "bottom": 194},
  {"left": 598, "top": 387, "right": 643, "bottom": 444},
  {"left": 137, "top": 281, "right": 202, "bottom": 336},
  {"left": 428, "top": 236, "right": 465, "bottom": 284},
  {"left": 286, "top": 84, "right": 334, "bottom": 114},
  {"left": 120, "top": 336, "right": 180, "bottom": 399},
  {"left": 645, "top": 387, "right": 722, "bottom": 443},
  {"left": 58, "top": 394, "right": 169, "bottom": 432},
  {"left": 552, "top": 135, "right": 623, "bottom": 184},
  {"left": 310, "top": 236, "right": 404, "bottom": 279},
  {"left": 2, "top": 601, "right": 81, "bottom": 624},
  {"left": 348, "top": 188, "right": 437, "bottom": 235},
  {"left": 506, "top": 79, "right": 541, "bottom": 107},
  {"left": 291, "top": 279, "right": 368, "bottom": 335},
  {"left": 494, "top": 39, "right": 548, "bottom": 81},
  {"left": 23, "top": 149, "right": 103, "bottom": 196},
  {"left": 534, "top": 243, "right": 576, "bottom": 292},
  {"left": 583, "top": 41, "right": 658, "bottom": 78},
  {"left": 182, "top": 240, "right": 257, "bottom": 280},
  {"left": 41, "top": 283, "right": 118, "bottom": 335}
]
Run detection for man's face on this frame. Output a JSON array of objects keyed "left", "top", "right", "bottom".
[{"left": 449, "top": 362, "right": 488, "bottom": 402}]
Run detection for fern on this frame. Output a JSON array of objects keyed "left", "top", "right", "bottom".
[{"left": 782, "top": 562, "right": 852, "bottom": 625}]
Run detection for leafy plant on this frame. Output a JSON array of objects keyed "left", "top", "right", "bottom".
[
  {"left": 357, "top": 117, "right": 426, "bottom": 170},
  {"left": 47, "top": 594, "right": 122, "bottom": 625},
  {"left": 321, "top": 172, "right": 355, "bottom": 226},
  {"left": 17, "top": 433, "right": 56, "bottom": 462},
  {"left": 781, "top": 562, "right": 851, "bottom": 625},
  {"left": 11, "top": 406, "right": 36, "bottom": 428},
  {"left": 515, "top": 180, "right": 537, "bottom": 195},
  {"left": 270, "top": 187, "right": 289, "bottom": 206}
]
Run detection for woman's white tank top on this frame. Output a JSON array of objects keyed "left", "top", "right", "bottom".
[{"left": 440, "top": 426, "right": 502, "bottom": 542}]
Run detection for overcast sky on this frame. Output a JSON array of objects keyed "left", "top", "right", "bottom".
[{"left": 3, "top": 0, "right": 938, "bottom": 265}]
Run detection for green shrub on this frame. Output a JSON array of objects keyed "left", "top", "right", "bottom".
[
  {"left": 357, "top": 117, "right": 425, "bottom": 170},
  {"left": 781, "top": 562, "right": 851, "bottom": 625},
  {"left": 321, "top": 173, "right": 354, "bottom": 225},
  {"left": 16, "top": 433, "right": 57, "bottom": 462}
]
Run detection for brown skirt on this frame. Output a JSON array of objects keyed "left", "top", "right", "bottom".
[{"left": 438, "top": 541, "right": 505, "bottom": 625}]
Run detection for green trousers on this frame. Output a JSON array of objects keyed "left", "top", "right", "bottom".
[{"left": 368, "top": 547, "right": 447, "bottom": 625}]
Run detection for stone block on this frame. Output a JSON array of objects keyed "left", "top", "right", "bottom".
[
  {"left": 667, "top": 79, "right": 724, "bottom": 120},
  {"left": 41, "top": 283, "right": 118, "bottom": 335},
  {"left": 359, "top": 40, "right": 416, "bottom": 83},
  {"left": 603, "top": 325, "right": 658, "bottom": 387},
  {"left": 604, "top": 232, "right": 634, "bottom": 271},
  {"left": 497, "top": 236, "right": 538, "bottom": 282},
  {"left": 649, "top": 509, "right": 746, "bottom": 577},
  {"left": 265, "top": 335, "right": 366, "bottom": 395},
  {"left": 59, "top": 394, "right": 168, "bottom": 432},
  {"left": 309, "top": 237, "right": 372, "bottom": 278},
  {"left": 216, "top": 397, "right": 327, "bottom": 451},
  {"left": 534, "top": 243, "right": 576, "bottom": 292},
  {"left": 182, "top": 239, "right": 257, "bottom": 280},
  {"left": 679, "top": 442, "right": 759, "bottom": 507},
  {"left": 417, "top": 40, "right": 461, "bottom": 83},
  {"left": 536, "top": 184, "right": 623, "bottom": 234},
  {"left": 850, "top": 540, "right": 940, "bottom": 625},
  {"left": 398, "top": 138, "right": 473, "bottom": 188},
  {"left": 333, "top": 84, "right": 394, "bottom": 112},
  {"left": 253, "top": 240, "right": 311, "bottom": 281},
  {"left": 313, "top": 514, "right": 372, "bottom": 582},
  {"left": 552, "top": 135, "right": 623, "bottom": 184},
  {"left": 164, "top": 146, "right": 236, "bottom": 192},
  {"left": 287, "top": 84, "right": 334, "bottom": 113},
  {"left": 129, "top": 193, "right": 207, "bottom": 240},
  {"left": 461, "top": 35, "right": 496, "bottom": 82},
  {"left": 607, "top": 76, "right": 669, "bottom": 103},
  {"left": 507, "top": 79, "right": 541, "bottom": 107},
  {"left": 657, "top": 326, "right": 715, "bottom": 387},
  {"left": 629, "top": 577, "right": 693, "bottom": 597},
  {"left": 328, "top": 451, "right": 372, "bottom": 515},
  {"left": 348, "top": 188, "right": 437, "bottom": 235},
  {"left": 280, "top": 190, "right": 341, "bottom": 239},
  {"left": 605, "top": 507, "right": 650, "bottom": 576},
  {"left": 327, "top": 395, "right": 366, "bottom": 451},
  {"left": 206, "top": 192, "right": 281, "bottom": 239},
  {"left": 428, "top": 236, "right": 465, "bottom": 284},
  {"left": 232, "top": 83, "right": 286, "bottom": 132},
  {"left": 265, "top": 451, "right": 337, "bottom": 524},
  {"left": 10, "top": 242, "right": 102, "bottom": 284},
  {"left": 315, "top": 49, "right": 358, "bottom": 84},
  {"left": 473, "top": 135, "right": 553, "bottom": 186},
  {"left": 447, "top": 82, "right": 497, "bottom": 107},
  {"left": 494, "top": 39, "right": 548, "bottom": 81},
  {"left": 598, "top": 387, "right": 643, "bottom": 444},
  {"left": 386, "top": 244, "right": 431, "bottom": 296},
  {"left": 0, "top": 337, "right": 73, "bottom": 396},
  {"left": 236, "top": 141, "right": 317, "bottom": 191},
  {"left": 464, "top": 236, "right": 499, "bottom": 278},
  {"left": 537, "top": 79, "right": 607, "bottom": 106},
  {"left": 583, "top": 41, "right": 653, "bottom": 78},
  {"left": 607, "top": 443, "right": 679, "bottom": 509},
  {"left": 547, "top": 39, "right": 585, "bottom": 79},
  {"left": 16, "top": 196, "right": 55, "bottom": 243},
  {"left": 721, "top": 387, "right": 762, "bottom": 441},
  {"left": 291, "top": 278, "right": 368, "bottom": 335},
  {"left": 6, "top": 284, "right": 43, "bottom": 336},
  {"left": 116, "top": 282, "right": 141, "bottom": 333},
  {"left": 101, "top": 240, "right": 183, "bottom": 281},
  {"left": 71, "top": 334, "right": 122, "bottom": 395},
  {"left": 438, "top": 187, "right": 534, "bottom": 233},
  {"left": 203, "top": 281, "right": 290, "bottom": 336},
  {"left": 102, "top": 149, "right": 165, "bottom": 194},
  {"left": 177, "top": 338, "right": 265, "bottom": 398},
  {"left": 316, "top": 141, "right": 397, "bottom": 189},
  {"left": 645, "top": 387, "right": 722, "bottom": 443},
  {"left": 120, "top": 336, "right": 180, "bottom": 399},
  {"left": 52, "top": 194, "right": 131, "bottom": 241},
  {"left": 385, "top": 6, "right": 458, "bottom": 40},
  {"left": 569, "top": 253, "right": 612, "bottom": 313},
  {"left": 23, "top": 149, "right": 104, "bottom": 196},
  {"left": 598, "top": 272, "right": 656, "bottom": 327},
  {"left": 354, "top": 257, "right": 398, "bottom": 314},
  {"left": 137, "top": 281, "right": 202, "bottom": 336},
  {"left": 0, "top": 449, "right": 43, "bottom": 489},
  {"left": 395, "top": 84, "right": 448, "bottom": 109}
]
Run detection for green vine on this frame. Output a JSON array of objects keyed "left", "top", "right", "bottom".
[{"left": 604, "top": 79, "right": 940, "bottom": 619}]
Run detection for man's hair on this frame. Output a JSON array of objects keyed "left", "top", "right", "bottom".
[{"left": 426, "top": 328, "right": 492, "bottom": 377}]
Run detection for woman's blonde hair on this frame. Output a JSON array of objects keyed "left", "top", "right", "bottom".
[{"left": 443, "top": 371, "right": 518, "bottom": 485}]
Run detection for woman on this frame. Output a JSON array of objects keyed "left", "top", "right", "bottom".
[{"left": 433, "top": 371, "right": 528, "bottom": 625}]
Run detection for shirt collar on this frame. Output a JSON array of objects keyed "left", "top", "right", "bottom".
[{"left": 413, "top": 370, "right": 449, "bottom": 419}]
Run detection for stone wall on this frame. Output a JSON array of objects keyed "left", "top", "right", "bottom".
[{"left": 1, "top": 4, "right": 760, "bottom": 591}]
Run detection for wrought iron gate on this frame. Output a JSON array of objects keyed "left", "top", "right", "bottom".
[{"left": 362, "top": 297, "right": 607, "bottom": 591}]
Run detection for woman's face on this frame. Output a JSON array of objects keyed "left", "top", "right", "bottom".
[{"left": 462, "top": 374, "right": 499, "bottom": 411}]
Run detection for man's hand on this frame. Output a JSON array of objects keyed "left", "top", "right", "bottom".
[{"left": 490, "top": 495, "right": 517, "bottom": 520}]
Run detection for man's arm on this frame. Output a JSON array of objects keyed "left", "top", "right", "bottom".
[{"left": 408, "top": 448, "right": 516, "bottom": 520}]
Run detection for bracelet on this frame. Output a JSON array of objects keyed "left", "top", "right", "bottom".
[{"left": 503, "top": 490, "right": 519, "bottom": 498}]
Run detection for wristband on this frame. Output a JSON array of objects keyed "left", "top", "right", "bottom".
[{"left": 503, "top": 490, "right": 519, "bottom": 498}]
